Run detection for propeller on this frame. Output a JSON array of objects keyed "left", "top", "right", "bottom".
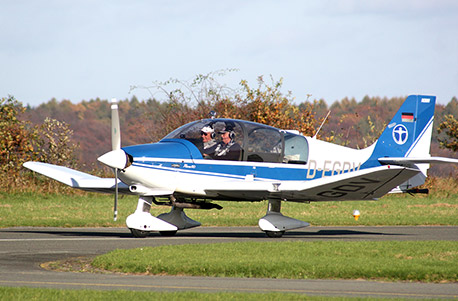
[
  {"left": 111, "top": 98, "right": 121, "bottom": 221},
  {"left": 97, "top": 98, "right": 123, "bottom": 221}
]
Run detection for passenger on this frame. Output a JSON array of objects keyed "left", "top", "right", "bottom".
[
  {"left": 200, "top": 125, "right": 217, "bottom": 158},
  {"left": 213, "top": 126, "right": 242, "bottom": 161}
]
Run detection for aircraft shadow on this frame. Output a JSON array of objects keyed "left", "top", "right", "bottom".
[
  {"left": 1, "top": 228, "right": 406, "bottom": 239},
  {"left": 1, "top": 229, "right": 133, "bottom": 238},
  {"left": 175, "top": 229, "right": 404, "bottom": 238}
]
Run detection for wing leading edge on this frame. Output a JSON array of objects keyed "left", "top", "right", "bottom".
[{"left": 23, "top": 162, "right": 132, "bottom": 194}]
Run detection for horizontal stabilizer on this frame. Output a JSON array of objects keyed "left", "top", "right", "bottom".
[
  {"left": 379, "top": 157, "right": 458, "bottom": 166},
  {"left": 23, "top": 161, "right": 132, "bottom": 194}
]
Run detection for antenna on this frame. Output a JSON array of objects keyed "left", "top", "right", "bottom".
[{"left": 313, "top": 110, "right": 331, "bottom": 139}]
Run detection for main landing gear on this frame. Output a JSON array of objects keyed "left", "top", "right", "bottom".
[
  {"left": 126, "top": 196, "right": 200, "bottom": 238},
  {"left": 126, "top": 197, "right": 309, "bottom": 238},
  {"left": 258, "top": 200, "right": 310, "bottom": 238}
]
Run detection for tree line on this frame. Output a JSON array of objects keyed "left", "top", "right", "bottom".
[{"left": 1, "top": 73, "right": 457, "bottom": 191}]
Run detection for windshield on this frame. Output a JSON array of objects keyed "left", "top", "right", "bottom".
[{"left": 163, "top": 119, "right": 308, "bottom": 164}]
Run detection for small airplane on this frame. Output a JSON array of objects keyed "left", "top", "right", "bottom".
[{"left": 24, "top": 95, "right": 458, "bottom": 237}]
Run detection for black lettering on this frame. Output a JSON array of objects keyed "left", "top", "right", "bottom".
[
  {"left": 317, "top": 191, "right": 346, "bottom": 198},
  {"left": 333, "top": 184, "right": 364, "bottom": 192}
]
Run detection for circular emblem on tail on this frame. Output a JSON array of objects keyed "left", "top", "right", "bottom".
[{"left": 392, "top": 124, "right": 408, "bottom": 145}]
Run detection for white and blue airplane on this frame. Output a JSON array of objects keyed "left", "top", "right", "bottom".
[{"left": 24, "top": 95, "right": 458, "bottom": 237}]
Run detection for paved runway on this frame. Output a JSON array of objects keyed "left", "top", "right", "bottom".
[{"left": 0, "top": 226, "right": 457, "bottom": 298}]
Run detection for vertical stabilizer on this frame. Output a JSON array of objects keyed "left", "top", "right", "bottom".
[
  {"left": 371, "top": 95, "right": 436, "bottom": 160},
  {"left": 366, "top": 95, "right": 436, "bottom": 191}
]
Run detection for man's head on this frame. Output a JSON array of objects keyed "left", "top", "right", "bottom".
[
  {"left": 221, "top": 131, "right": 231, "bottom": 144},
  {"left": 219, "top": 125, "right": 235, "bottom": 144},
  {"left": 201, "top": 126, "right": 214, "bottom": 143}
]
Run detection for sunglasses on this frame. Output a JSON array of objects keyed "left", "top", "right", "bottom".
[{"left": 201, "top": 132, "right": 210, "bottom": 136}]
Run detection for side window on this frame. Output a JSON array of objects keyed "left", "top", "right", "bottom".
[
  {"left": 283, "top": 133, "right": 308, "bottom": 164},
  {"left": 245, "top": 128, "right": 282, "bottom": 163}
]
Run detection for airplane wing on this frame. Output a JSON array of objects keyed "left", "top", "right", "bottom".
[
  {"left": 23, "top": 161, "right": 133, "bottom": 194},
  {"left": 205, "top": 165, "right": 420, "bottom": 202}
]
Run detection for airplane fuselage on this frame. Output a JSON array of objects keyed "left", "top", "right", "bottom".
[{"left": 118, "top": 120, "right": 378, "bottom": 202}]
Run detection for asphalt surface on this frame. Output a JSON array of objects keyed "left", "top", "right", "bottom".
[{"left": 0, "top": 226, "right": 457, "bottom": 298}]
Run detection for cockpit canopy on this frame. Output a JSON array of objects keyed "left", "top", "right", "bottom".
[{"left": 163, "top": 119, "right": 309, "bottom": 164}]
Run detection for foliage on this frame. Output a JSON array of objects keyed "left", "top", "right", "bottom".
[
  {"left": 0, "top": 96, "right": 78, "bottom": 191},
  {"left": 0, "top": 96, "right": 38, "bottom": 181},
  {"left": 37, "top": 117, "right": 78, "bottom": 167},
  {"left": 325, "top": 96, "right": 402, "bottom": 148},
  {"left": 438, "top": 114, "right": 458, "bottom": 151},
  {"left": 134, "top": 72, "right": 322, "bottom": 139},
  {"left": 131, "top": 69, "right": 239, "bottom": 140},
  {"left": 236, "top": 76, "right": 319, "bottom": 137}
]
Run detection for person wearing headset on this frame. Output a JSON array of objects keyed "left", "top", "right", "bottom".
[
  {"left": 213, "top": 125, "right": 241, "bottom": 161},
  {"left": 201, "top": 125, "right": 217, "bottom": 158}
]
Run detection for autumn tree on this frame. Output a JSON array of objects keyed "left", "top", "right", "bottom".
[
  {"left": 133, "top": 71, "right": 321, "bottom": 140},
  {"left": 130, "top": 70, "right": 239, "bottom": 140},
  {"left": 0, "top": 96, "right": 38, "bottom": 179},
  {"left": 438, "top": 114, "right": 458, "bottom": 151},
  {"left": 232, "top": 76, "right": 319, "bottom": 136},
  {"left": 37, "top": 117, "right": 78, "bottom": 167},
  {"left": 0, "top": 96, "right": 78, "bottom": 190}
]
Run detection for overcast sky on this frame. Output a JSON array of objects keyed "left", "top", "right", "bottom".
[{"left": 1, "top": 0, "right": 457, "bottom": 107}]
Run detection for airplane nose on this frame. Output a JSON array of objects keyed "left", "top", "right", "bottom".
[{"left": 97, "top": 149, "right": 129, "bottom": 170}]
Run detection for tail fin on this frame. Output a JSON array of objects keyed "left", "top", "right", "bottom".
[
  {"left": 372, "top": 95, "right": 436, "bottom": 159},
  {"left": 364, "top": 95, "right": 458, "bottom": 192}
]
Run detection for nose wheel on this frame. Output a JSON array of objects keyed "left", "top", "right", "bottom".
[
  {"left": 265, "top": 230, "right": 285, "bottom": 238},
  {"left": 130, "top": 228, "right": 149, "bottom": 238}
]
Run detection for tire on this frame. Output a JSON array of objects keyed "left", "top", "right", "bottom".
[
  {"left": 130, "top": 228, "right": 149, "bottom": 238},
  {"left": 265, "top": 230, "right": 285, "bottom": 238}
]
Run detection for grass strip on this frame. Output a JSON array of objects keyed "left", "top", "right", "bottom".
[
  {"left": 92, "top": 241, "right": 458, "bottom": 283},
  {"left": 0, "top": 286, "right": 372, "bottom": 301},
  {"left": 1, "top": 192, "right": 457, "bottom": 228}
]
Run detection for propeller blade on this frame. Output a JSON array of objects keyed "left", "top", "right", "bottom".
[
  {"left": 114, "top": 168, "right": 118, "bottom": 221},
  {"left": 111, "top": 98, "right": 121, "bottom": 151}
]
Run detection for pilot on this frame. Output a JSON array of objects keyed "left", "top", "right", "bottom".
[
  {"left": 200, "top": 125, "right": 217, "bottom": 158},
  {"left": 213, "top": 125, "right": 242, "bottom": 161}
]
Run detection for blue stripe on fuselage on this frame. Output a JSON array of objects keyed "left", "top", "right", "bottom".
[
  {"left": 125, "top": 138, "right": 364, "bottom": 181},
  {"left": 131, "top": 159, "right": 360, "bottom": 181}
]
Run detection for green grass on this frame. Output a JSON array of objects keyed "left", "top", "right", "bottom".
[
  {"left": 91, "top": 241, "right": 458, "bottom": 282},
  {"left": 0, "top": 192, "right": 457, "bottom": 228},
  {"left": 0, "top": 287, "right": 369, "bottom": 301}
]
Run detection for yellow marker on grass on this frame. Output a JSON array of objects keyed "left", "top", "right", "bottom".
[{"left": 352, "top": 210, "right": 360, "bottom": 221}]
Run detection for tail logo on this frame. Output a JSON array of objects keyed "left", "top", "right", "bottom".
[{"left": 392, "top": 124, "right": 408, "bottom": 145}]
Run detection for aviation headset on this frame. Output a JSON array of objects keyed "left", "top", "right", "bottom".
[{"left": 221, "top": 125, "right": 235, "bottom": 140}]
